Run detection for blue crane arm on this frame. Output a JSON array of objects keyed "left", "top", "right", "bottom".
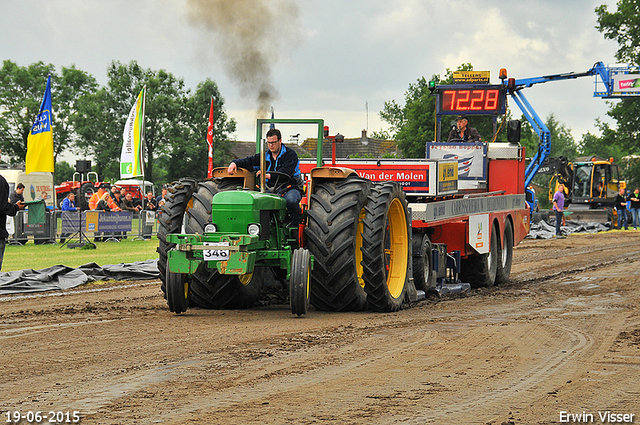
[
  {"left": 511, "top": 90, "right": 550, "bottom": 188},
  {"left": 512, "top": 61, "right": 637, "bottom": 187}
]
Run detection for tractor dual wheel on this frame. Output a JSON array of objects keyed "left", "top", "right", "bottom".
[
  {"left": 460, "top": 223, "right": 499, "bottom": 288},
  {"left": 361, "top": 182, "right": 410, "bottom": 312},
  {"left": 290, "top": 248, "right": 311, "bottom": 316},
  {"left": 495, "top": 219, "right": 514, "bottom": 285},
  {"left": 157, "top": 178, "right": 199, "bottom": 297},
  {"left": 166, "top": 270, "right": 190, "bottom": 314},
  {"left": 305, "top": 175, "right": 371, "bottom": 311}
]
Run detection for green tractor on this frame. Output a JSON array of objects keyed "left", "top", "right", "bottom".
[
  {"left": 161, "top": 152, "right": 312, "bottom": 316},
  {"left": 157, "top": 118, "right": 412, "bottom": 315}
]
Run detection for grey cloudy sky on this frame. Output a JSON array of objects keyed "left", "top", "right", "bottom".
[{"left": 0, "top": 0, "right": 621, "bottom": 148}]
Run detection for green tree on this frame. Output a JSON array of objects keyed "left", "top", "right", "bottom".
[
  {"left": 165, "top": 79, "right": 236, "bottom": 181},
  {"left": 54, "top": 161, "right": 75, "bottom": 185},
  {"left": 73, "top": 61, "right": 236, "bottom": 183},
  {"left": 595, "top": 0, "right": 640, "bottom": 183},
  {"left": 0, "top": 60, "right": 97, "bottom": 164},
  {"left": 577, "top": 119, "right": 626, "bottom": 159},
  {"left": 596, "top": 0, "right": 640, "bottom": 65},
  {"left": 546, "top": 113, "right": 578, "bottom": 159},
  {"left": 0, "top": 60, "right": 55, "bottom": 163}
]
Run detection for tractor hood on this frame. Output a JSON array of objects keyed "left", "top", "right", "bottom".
[
  {"left": 210, "top": 190, "right": 286, "bottom": 234},
  {"left": 212, "top": 190, "right": 285, "bottom": 209}
]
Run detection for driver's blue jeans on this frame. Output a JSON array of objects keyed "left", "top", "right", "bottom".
[{"left": 284, "top": 189, "right": 302, "bottom": 226}]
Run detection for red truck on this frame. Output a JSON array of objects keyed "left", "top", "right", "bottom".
[{"left": 299, "top": 137, "right": 529, "bottom": 297}]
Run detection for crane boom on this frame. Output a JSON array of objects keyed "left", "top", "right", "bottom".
[{"left": 512, "top": 61, "right": 640, "bottom": 190}]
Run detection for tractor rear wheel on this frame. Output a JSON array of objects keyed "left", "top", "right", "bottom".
[
  {"left": 186, "top": 179, "right": 264, "bottom": 309},
  {"left": 166, "top": 270, "right": 190, "bottom": 314},
  {"left": 290, "top": 248, "right": 311, "bottom": 316},
  {"left": 460, "top": 223, "right": 499, "bottom": 288},
  {"left": 305, "top": 175, "right": 371, "bottom": 311},
  {"left": 361, "top": 182, "right": 410, "bottom": 312},
  {"left": 495, "top": 219, "right": 514, "bottom": 285}
]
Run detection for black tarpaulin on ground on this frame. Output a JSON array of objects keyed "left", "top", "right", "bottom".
[
  {"left": 0, "top": 259, "right": 159, "bottom": 295},
  {"left": 527, "top": 219, "right": 610, "bottom": 240}
]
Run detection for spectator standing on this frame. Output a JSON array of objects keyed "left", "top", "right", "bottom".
[
  {"left": 10, "top": 183, "right": 25, "bottom": 205},
  {"left": 142, "top": 192, "right": 157, "bottom": 239},
  {"left": 59, "top": 193, "right": 77, "bottom": 243},
  {"left": 111, "top": 190, "right": 124, "bottom": 240},
  {"left": 122, "top": 193, "right": 142, "bottom": 213},
  {"left": 552, "top": 184, "right": 566, "bottom": 238},
  {"left": 0, "top": 175, "right": 24, "bottom": 270},
  {"left": 89, "top": 183, "right": 119, "bottom": 242},
  {"left": 615, "top": 188, "right": 629, "bottom": 230},
  {"left": 156, "top": 187, "right": 167, "bottom": 206},
  {"left": 628, "top": 188, "right": 640, "bottom": 230}
]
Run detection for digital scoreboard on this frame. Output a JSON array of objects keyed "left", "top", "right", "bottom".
[{"left": 436, "top": 85, "right": 507, "bottom": 115}]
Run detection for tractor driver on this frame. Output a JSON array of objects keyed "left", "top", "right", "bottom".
[
  {"left": 227, "top": 128, "right": 303, "bottom": 226},
  {"left": 447, "top": 114, "right": 481, "bottom": 142}
]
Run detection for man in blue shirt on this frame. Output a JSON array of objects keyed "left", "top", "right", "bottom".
[{"left": 227, "top": 128, "right": 303, "bottom": 226}]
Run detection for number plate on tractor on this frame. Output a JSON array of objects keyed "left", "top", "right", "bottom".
[{"left": 203, "top": 242, "right": 230, "bottom": 261}]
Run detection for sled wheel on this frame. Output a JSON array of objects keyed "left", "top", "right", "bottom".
[
  {"left": 290, "top": 248, "right": 311, "bottom": 316},
  {"left": 412, "top": 232, "right": 434, "bottom": 292},
  {"left": 166, "top": 269, "right": 190, "bottom": 314},
  {"left": 460, "top": 222, "right": 499, "bottom": 288},
  {"left": 495, "top": 219, "right": 513, "bottom": 285}
]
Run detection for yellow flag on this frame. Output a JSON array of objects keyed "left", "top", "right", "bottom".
[{"left": 26, "top": 76, "right": 54, "bottom": 174}]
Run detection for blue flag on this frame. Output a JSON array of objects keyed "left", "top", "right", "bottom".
[{"left": 26, "top": 75, "right": 54, "bottom": 174}]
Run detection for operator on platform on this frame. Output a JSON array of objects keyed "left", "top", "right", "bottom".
[
  {"left": 447, "top": 114, "right": 481, "bottom": 142},
  {"left": 227, "top": 128, "right": 303, "bottom": 226}
]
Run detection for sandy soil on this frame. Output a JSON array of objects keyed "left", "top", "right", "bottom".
[{"left": 1, "top": 230, "right": 639, "bottom": 425}]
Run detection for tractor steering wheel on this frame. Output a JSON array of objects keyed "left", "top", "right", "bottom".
[{"left": 265, "top": 171, "right": 294, "bottom": 194}]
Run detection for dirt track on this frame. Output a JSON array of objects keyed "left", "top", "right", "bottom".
[{"left": 1, "top": 231, "right": 639, "bottom": 424}]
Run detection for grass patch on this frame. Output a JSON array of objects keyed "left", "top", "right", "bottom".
[{"left": 3, "top": 238, "right": 159, "bottom": 272}]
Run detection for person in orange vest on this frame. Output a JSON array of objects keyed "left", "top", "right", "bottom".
[
  {"left": 89, "top": 183, "right": 121, "bottom": 211},
  {"left": 89, "top": 183, "right": 121, "bottom": 241}
]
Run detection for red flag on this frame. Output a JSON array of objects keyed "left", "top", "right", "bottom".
[{"left": 207, "top": 97, "right": 214, "bottom": 178}]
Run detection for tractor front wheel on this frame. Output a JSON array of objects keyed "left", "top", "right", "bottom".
[
  {"left": 166, "top": 270, "right": 190, "bottom": 314},
  {"left": 290, "top": 248, "right": 311, "bottom": 316}
]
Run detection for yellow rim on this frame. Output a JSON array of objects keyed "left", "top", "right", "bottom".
[
  {"left": 356, "top": 207, "right": 366, "bottom": 288},
  {"left": 183, "top": 280, "right": 189, "bottom": 300},
  {"left": 386, "top": 198, "right": 408, "bottom": 299},
  {"left": 239, "top": 272, "right": 254, "bottom": 286}
]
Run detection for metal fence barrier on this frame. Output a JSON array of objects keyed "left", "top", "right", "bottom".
[{"left": 7, "top": 210, "right": 161, "bottom": 245}]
